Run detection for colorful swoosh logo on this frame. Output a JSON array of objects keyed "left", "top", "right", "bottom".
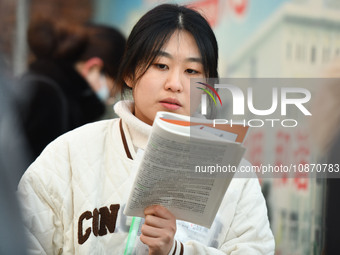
[{"left": 196, "top": 82, "right": 222, "bottom": 106}]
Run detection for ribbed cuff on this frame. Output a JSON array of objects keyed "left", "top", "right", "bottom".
[{"left": 168, "top": 240, "right": 184, "bottom": 255}]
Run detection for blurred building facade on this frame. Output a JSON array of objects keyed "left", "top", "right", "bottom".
[
  {"left": 222, "top": 1, "right": 340, "bottom": 254},
  {"left": 227, "top": 1, "right": 340, "bottom": 78}
]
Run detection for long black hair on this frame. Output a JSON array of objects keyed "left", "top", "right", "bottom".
[{"left": 116, "top": 3, "right": 218, "bottom": 95}]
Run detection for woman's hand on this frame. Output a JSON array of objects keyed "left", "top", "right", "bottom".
[{"left": 140, "top": 205, "right": 177, "bottom": 255}]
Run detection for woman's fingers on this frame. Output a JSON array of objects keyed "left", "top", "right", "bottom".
[
  {"left": 141, "top": 224, "right": 162, "bottom": 238},
  {"left": 144, "top": 205, "right": 175, "bottom": 219},
  {"left": 140, "top": 205, "right": 177, "bottom": 255},
  {"left": 144, "top": 214, "right": 168, "bottom": 228}
]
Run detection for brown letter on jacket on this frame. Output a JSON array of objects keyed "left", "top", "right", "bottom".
[
  {"left": 78, "top": 211, "right": 92, "bottom": 245},
  {"left": 98, "top": 204, "right": 120, "bottom": 236}
]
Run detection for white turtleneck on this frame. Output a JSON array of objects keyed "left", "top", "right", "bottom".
[{"left": 114, "top": 100, "right": 152, "bottom": 151}]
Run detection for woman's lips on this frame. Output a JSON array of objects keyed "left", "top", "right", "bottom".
[{"left": 160, "top": 98, "right": 181, "bottom": 110}]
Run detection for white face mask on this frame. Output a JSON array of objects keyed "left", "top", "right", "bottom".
[{"left": 96, "top": 74, "right": 110, "bottom": 102}]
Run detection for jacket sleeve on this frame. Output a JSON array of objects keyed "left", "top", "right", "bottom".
[
  {"left": 170, "top": 177, "right": 275, "bottom": 255},
  {"left": 17, "top": 141, "right": 67, "bottom": 255}
]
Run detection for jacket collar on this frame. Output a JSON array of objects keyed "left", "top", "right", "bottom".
[{"left": 114, "top": 100, "right": 151, "bottom": 151}]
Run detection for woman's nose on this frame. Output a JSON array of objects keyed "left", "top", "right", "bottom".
[{"left": 164, "top": 70, "right": 183, "bottom": 92}]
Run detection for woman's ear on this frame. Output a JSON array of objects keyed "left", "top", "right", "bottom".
[
  {"left": 80, "top": 57, "right": 104, "bottom": 77},
  {"left": 124, "top": 76, "right": 133, "bottom": 88},
  {"left": 76, "top": 57, "right": 105, "bottom": 92}
]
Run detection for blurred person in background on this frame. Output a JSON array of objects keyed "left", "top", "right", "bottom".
[
  {"left": 16, "top": 17, "right": 126, "bottom": 169},
  {"left": 0, "top": 60, "right": 28, "bottom": 254}
]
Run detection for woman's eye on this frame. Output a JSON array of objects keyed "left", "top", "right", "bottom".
[
  {"left": 186, "top": 69, "right": 199, "bottom": 74},
  {"left": 155, "top": 64, "right": 168, "bottom": 70}
]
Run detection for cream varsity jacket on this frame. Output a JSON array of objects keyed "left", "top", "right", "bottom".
[{"left": 17, "top": 101, "right": 275, "bottom": 254}]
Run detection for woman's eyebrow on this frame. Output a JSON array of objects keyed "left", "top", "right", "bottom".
[
  {"left": 157, "top": 50, "right": 202, "bottom": 63},
  {"left": 186, "top": 57, "right": 202, "bottom": 63}
]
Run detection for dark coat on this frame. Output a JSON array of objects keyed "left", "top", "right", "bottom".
[{"left": 16, "top": 59, "right": 105, "bottom": 164}]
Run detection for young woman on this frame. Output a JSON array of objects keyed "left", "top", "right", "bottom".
[{"left": 18, "top": 4, "right": 275, "bottom": 254}]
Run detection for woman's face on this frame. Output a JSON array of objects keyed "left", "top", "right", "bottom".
[{"left": 128, "top": 30, "right": 205, "bottom": 125}]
